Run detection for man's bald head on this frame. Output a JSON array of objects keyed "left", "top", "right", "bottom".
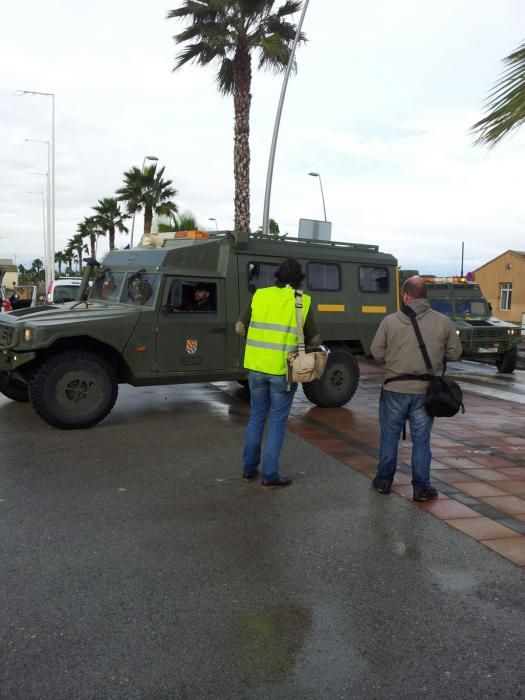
[{"left": 402, "top": 275, "right": 427, "bottom": 301}]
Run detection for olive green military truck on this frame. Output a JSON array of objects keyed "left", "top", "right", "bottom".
[
  {"left": 0, "top": 230, "right": 398, "bottom": 429},
  {"left": 400, "top": 271, "right": 521, "bottom": 373}
]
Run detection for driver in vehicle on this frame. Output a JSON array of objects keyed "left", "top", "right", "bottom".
[{"left": 186, "top": 283, "right": 214, "bottom": 312}]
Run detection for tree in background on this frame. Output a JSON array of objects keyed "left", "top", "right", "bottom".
[
  {"left": 65, "top": 234, "right": 88, "bottom": 274},
  {"left": 472, "top": 39, "right": 525, "bottom": 147},
  {"left": 117, "top": 164, "right": 178, "bottom": 236},
  {"left": 168, "top": 0, "right": 306, "bottom": 233},
  {"left": 157, "top": 210, "right": 200, "bottom": 233},
  {"left": 92, "top": 198, "right": 128, "bottom": 251},
  {"left": 30, "top": 259, "right": 45, "bottom": 282},
  {"left": 78, "top": 215, "right": 105, "bottom": 258},
  {"left": 257, "top": 217, "right": 280, "bottom": 237},
  {"left": 54, "top": 251, "right": 68, "bottom": 276}
]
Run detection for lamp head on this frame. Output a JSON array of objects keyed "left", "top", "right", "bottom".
[{"left": 308, "top": 172, "right": 319, "bottom": 177}]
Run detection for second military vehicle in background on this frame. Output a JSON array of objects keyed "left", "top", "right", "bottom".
[{"left": 400, "top": 271, "right": 521, "bottom": 373}]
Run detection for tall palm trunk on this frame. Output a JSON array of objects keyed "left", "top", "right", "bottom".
[
  {"left": 233, "top": 48, "right": 252, "bottom": 232},
  {"left": 144, "top": 205, "right": 153, "bottom": 234},
  {"left": 89, "top": 234, "right": 97, "bottom": 258}
]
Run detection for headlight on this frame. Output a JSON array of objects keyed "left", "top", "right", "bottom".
[
  {"left": 456, "top": 330, "right": 460, "bottom": 335},
  {"left": 24, "top": 329, "right": 32, "bottom": 341}
]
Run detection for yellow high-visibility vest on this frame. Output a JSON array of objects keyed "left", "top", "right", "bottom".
[{"left": 244, "top": 286, "right": 311, "bottom": 375}]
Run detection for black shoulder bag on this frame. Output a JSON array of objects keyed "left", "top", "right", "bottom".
[{"left": 384, "top": 306, "right": 465, "bottom": 418}]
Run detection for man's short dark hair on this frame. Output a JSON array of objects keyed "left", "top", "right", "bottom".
[
  {"left": 402, "top": 276, "right": 427, "bottom": 299},
  {"left": 274, "top": 258, "right": 305, "bottom": 289},
  {"left": 194, "top": 283, "right": 209, "bottom": 292}
]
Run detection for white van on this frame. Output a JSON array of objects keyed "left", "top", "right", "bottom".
[{"left": 46, "top": 278, "right": 83, "bottom": 304}]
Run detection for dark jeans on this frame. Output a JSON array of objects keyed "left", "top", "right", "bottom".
[
  {"left": 242, "top": 371, "right": 297, "bottom": 481},
  {"left": 376, "top": 389, "right": 434, "bottom": 489}
]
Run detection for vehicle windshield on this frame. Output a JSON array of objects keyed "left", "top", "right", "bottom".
[
  {"left": 90, "top": 270, "right": 126, "bottom": 302},
  {"left": 52, "top": 284, "right": 81, "bottom": 303},
  {"left": 429, "top": 298, "right": 489, "bottom": 319},
  {"left": 453, "top": 299, "right": 489, "bottom": 319},
  {"left": 120, "top": 272, "right": 158, "bottom": 306},
  {"left": 89, "top": 269, "right": 158, "bottom": 307},
  {"left": 428, "top": 299, "right": 453, "bottom": 316}
]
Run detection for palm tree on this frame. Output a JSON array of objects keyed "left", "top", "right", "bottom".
[
  {"left": 66, "top": 234, "right": 88, "bottom": 274},
  {"left": 157, "top": 210, "right": 200, "bottom": 233},
  {"left": 92, "top": 198, "right": 128, "bottom": 251},
  {"left": 54, "top": 251, "right": 68, "bottom": 276},
  {"left": 116, "top": 165, "right": 178, "bottom": 236},
  {"left": 78, "top": 215, "right": 105, "bottom": 258},
  {"left": 167, "top": 0, "right": 306, "bottom": 233},
  {"left": 471, "top": 39, "right": 525, "bottom": 147}
]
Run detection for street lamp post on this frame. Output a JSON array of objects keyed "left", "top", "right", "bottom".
[
  {"left": 208, "top": 217, "right": 219, "bottom": 231},
  {"left": 27, "top": 190, "right": 47, "bottom": 272},
  {"left": 262, "top": 0, "right": 310, "bottom": 236},
  {"left": 308, "top": 172, "right": 327, "bottom": 222},
  {"left": 20, "top": 91, "right": 55, "bottom": 288},
  {"left": 130, "top": 155, "right": 159, "bottom": 247},
  {"left": 25, "top": 138, "right": 52, "bottom": 288}
]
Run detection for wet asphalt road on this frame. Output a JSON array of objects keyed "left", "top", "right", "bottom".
[{"left": 1, "top": 382, "right": 524, "bottom": 700}]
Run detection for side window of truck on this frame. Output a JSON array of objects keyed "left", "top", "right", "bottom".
[
  {"left": 359, "top": 266, "right": 389, "bottom": 293},
  {"left": 167, "top": 279, "right": 217, "bottom": 313},
  {"left": 247, "top": 262, "right": 278, "bottom": 292},
  {"left": 307, "top": 262, "right": 340, "bottom": 291}
]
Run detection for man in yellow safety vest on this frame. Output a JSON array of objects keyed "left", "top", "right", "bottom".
[{"left": 236, "top": 258, "right": 320, "bottom": 489}]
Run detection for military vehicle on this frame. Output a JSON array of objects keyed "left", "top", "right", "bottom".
[
  {"left": 400, "top": 271, "right": 521, "bottom": 373},
  {"left": 0, "top": 230, "right": 398, "bottom": 429}
]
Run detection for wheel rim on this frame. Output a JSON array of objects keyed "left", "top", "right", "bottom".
[
  {"left": 55, "top": 369, "right": 102, "bottom": 413},
  {"left": 326, "top": 363, "right": 350, "bottom": 394}
]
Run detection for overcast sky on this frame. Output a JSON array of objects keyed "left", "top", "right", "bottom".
[{"left": 1, "top": 0, "right": 524, "bottom": 275}]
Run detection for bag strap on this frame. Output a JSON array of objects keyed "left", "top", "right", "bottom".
[
  {"left": 401, "top": 305, "right": 433, "bottom": 371},
  {"left": 294, "top": 290, "right": 306, "bottom": 356}
]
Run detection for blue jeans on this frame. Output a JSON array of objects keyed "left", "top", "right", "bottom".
[
  {"left": 376, "top": 389, "right": 434, "bottom": 489},
  {"left": 242, "top": 371, "right": 297, "bottom": 481}
]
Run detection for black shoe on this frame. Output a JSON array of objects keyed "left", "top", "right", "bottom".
[
  {"left": 372, "top": 477, "right": 392, "bottom": 494},
  {"left": 413, "top": 486, "right": 438, "bottom": 502},
  {"left": 242, "top": 470, "right": 259, "bottom": 482},
  {"left": 261, "top": 476, "right": 292, "bottom": 489}
]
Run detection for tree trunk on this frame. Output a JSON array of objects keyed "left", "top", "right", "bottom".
[
  {"left": 109, "top": 225, "right": 115, "bottom": 250},
  {"left": 90, "top": 234, "right": 96, "bottom": 258},
  {"left": 233, "top": 48, "right": 252, "bottom": 232},
  {"left": 144, "top": 206, "right": 153, "bottom": 234}
]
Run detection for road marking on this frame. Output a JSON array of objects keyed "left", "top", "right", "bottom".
[{"left": 458, "top": 381, "right": 525, "bottom": 405}]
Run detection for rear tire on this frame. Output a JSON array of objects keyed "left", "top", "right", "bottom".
[
  {"left": 496, "top": 347, "right": 517, "bottom": 374},
  {"left": 29, "top": 350, "right": 118, "bottom": 429},
  {"left": 0, "top": 374, "right": 29, "bottom": 402},
  {"left": 303, "top": 348, "right": 360, "bottom": 407}
]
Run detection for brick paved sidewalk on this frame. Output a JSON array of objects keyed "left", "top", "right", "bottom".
[{"left": 288, "top": 360, "right": 525, "bottom": 567}]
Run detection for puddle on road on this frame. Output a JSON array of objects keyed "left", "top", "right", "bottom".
[{"left": 234, "top": 605, "right": 313, "bottom": 684}]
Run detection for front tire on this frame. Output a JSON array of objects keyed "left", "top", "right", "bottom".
[
  {"left": 29, "top": 351, "right": 118, "bottom": 429},
  {"left": 303, "top": 348, "right": 360, "bottom": 407},
  {"left": 0, "top": 374, "right": 30, "bottom": 402},
  {"left": 496, "top": 347, "right": 517, "bottom": 374}
]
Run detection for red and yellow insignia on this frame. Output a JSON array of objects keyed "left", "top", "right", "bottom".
[{"left": 185, "top": 338, "right": 198, "bottom": 355}]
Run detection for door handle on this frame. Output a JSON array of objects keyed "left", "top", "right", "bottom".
[{"left": 210, "top": 327, "right": 225, "bottom": 333}]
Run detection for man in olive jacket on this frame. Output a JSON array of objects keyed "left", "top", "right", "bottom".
[{"left": 370, "top": 275, "right": 462, "bottom": 501}]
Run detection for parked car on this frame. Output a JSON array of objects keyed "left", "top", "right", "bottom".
[
  {"left": 46, "top": 278, "right": 83, "bottom": 304},
  {"left": 1, "top": 285, "right": 12, "bottom": 313}
]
